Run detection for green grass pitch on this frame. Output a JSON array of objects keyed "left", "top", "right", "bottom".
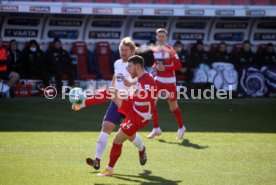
[{"left": 0, "top": 97, "right": 275, "bottom": 185}]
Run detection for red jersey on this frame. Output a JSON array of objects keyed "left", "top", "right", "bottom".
[
  {"left": 118, "top": 72, "right": 157, "bottom": 136},
  {"left": 152, "top": 45, "right": 182, "bottom": 84},
  {"left": 119, "top": 72, "right": 157, "bottom": 122}
]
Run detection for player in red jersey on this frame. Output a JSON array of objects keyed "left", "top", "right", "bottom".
[
  {"left": 148, "top": 28, "right": 186, "bottom": 139},
  {"left": 98, "top": 55, "right": 157, "bottom": 176}
]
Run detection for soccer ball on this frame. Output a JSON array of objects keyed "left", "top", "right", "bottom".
[{"left": 69, "top": 87, "right": 85, "bottom": 104}]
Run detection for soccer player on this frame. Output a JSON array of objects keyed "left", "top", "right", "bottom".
[
  {"left": 98, "top": 55, "right": 157, "bottom": 176},
  {"left": 147, "top": 28, "right": 186, "bottom": 139},
  {"left": 72, "top": 37, "right": 137, "bottom": 170}
]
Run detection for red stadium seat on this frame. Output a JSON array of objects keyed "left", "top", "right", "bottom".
[
  {"left": 209, "top": 43, "right": 220, "bottom": 53},
  {"left": 116, "top": 0, "right": 132, "bottom": 3},
  {"left": 35, "top": 0, "right": 54, "bottom": 2},
  {"left": 214, "top": 0, "right": 232, "bottom": 5},
  {"left": 95, "top": 0, "right": 113, "bottom": 2},
  {"left": 135, "top": 0, "right": 153, "bottom": 3},
  {"left": 232, "top": 44, "right": 243, "bottom": 56},
  {"left": 54, "top": 0, "right": 73, "bottom": 2},
  {"left": 233, "top": 0, "right": 251, "bottom": 5},
  {"left": 96, "top": 42, "right": 113, "bottom": 80},
  {"left": 72, "top": 42, "right": 97, "bottom": 80},
  {"left": 257, "top": 44, "right": 267, "bottom": 55},
  {"left": 155, "top": 0, "right": 173, "bottom": 4},
  {"left": 77, "top": 0, "right": 93, "bottom": 2},
  {"left": 175, "top": 0, "right": 193, "bottom": 4},
  {"left": 252, "top": 0, "right": 270, "bottom": 5},
  {"left": 53, "top": 0, "right": 74, "bottom": 2},
  {"left": 194, "top": 0, "right": 212, "bottom": 4}
]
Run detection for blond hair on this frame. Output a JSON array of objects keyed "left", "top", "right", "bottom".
[
  {"left": 119, "top": 37, "right": 136, "bottom": 52},
  {"left": 156, "top": 28, "right": 168, "bottom": 35}
]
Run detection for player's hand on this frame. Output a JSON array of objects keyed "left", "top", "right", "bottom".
[
  {"left": 72, "top": 103, "right": 82, "bottom": 111},
  {"left": 152, "top": 65, "right": 157, "bottom": 72},
  {"left": 123, "top": 79, "right": 132, "bottom": 87},
  {"left": 156, "top": 64, "right": 165, "bottom": 71}
]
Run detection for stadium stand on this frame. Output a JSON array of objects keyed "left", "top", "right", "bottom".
[
  {"left": 155, "top": 0, "right": 173, "bottom": 4},
  {"left": 214, "top": 0, "right": 232, "bottom": 5},
  {"left": 134, "top": 0, "right": 153, "bottom": 3},
  {"left": 175, "top": 0, "right": 193, "bottom": 3},
  {"left": 194, "top": 0, "right": 213, "bottom": 4},
  {"left": 232, "top": 44, "right": 243, "bottom": 56},
  {"left": 233, "top": 0, "right": 251, "bottom": 5},
  {"left": 1, "top": 0, "right": 276, "bottom": 5},
  {"left": 95, "top": 0, "right": 113, "bottom": 2},
  {"left": 72, "top": 41, "right": 97, "bottom": 80},
  {"left": 95, "top": 42, "right": 113, "bottom": 80},
  {"left": 116, "top": 0, "right": 132, "bottom": 3},
  {"left": 0, "top": 0, "right": 275, "bottom": 97},
  {"left": 252, "top": 0, "right": 271, "bottom": 5}
]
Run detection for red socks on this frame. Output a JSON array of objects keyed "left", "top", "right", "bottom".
[
  {"left": 152, "top": 108, "right": 159, "bottom": 128},
  {"left": 108, "top": 143, "right": 122, "bottom": 168},
  {"left": 84, "top": 89, "right": 110, "bottom": 107},
  {"left": 172, "top": 108, "right": 184, "bottom": 128}
]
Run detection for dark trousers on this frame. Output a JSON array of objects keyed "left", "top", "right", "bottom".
[{"left": 49, "top": 64, "right": 76, "bottom": 92}]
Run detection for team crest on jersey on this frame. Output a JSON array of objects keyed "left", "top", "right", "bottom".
[
  {"left": 160, "top": 90, "right": 167, "bottom": 97},
  {"left": 144, "top": 84, "right": 150, "bottom": 90},
  {"left": 116, "top": 73, "right": 125, "bottom": 82}
]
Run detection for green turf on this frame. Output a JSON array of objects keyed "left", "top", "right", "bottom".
[{"left": 0, "top": 97, "right": 276, "bottom": 185}]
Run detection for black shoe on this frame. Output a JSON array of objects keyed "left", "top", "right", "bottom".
[
  {"left": 139, "top": 146, "right": 147, "bottom": 165},
  {"left": 86, "top": 158, "right": 100, "bottom": 170}
]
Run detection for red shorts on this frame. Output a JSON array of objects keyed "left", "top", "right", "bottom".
[
  {"left": 118, "top": 100, "right": 149, "bottom": 136},
  {"left": 156, "top": 81, "right": 177, "bottom": 101}
]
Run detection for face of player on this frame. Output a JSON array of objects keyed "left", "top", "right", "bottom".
[
  {"left": 156, "top": 32, "right": 167, "bottom": 46},
  {"left": 127, "top": 62, "right": 138, "bottom": 78},
  {"left": 120, "top": 44, "right": 134, "bottom": 61}
]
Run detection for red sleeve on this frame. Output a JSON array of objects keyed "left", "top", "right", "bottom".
[{"left": 164, "top": 50, "right": 182, "bottom": 72}]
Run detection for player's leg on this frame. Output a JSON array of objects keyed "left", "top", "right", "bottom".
[
  {"left": 98, "top": 128, "right": 131, "bottom": 176},
  {"left": 86, "top": 102, "right": 123, "bottom": 170},
  {"left": 168, "top": 100, "right": 186, "bottom": 139},
  {"left": 147, "top": 98, "right": 162, "bottom": 139},
  {"left": 130, "top": 133, "right": 147, "bottom": 165},
  {"left": 86, "top": 121, "right": 115, "bottom": 170},
  {"left": 84, "top": 89, "right": 112, "bottom": 106},
  {"left": 72, "top": 89, "right": 112, "bottom": 111}
]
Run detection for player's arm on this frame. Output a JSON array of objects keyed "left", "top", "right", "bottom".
[
  {"left": 131, "top": 82, "right": 156, "bottom": 102},
  {"left": 164, "top": 51, "right": 182, "bottom": 72},
  {"left": 124, "top": 77, "right": 137, "bottom": 87},
  {"left": 111, "top": 75, "right": 115, "bottom": 87}
]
